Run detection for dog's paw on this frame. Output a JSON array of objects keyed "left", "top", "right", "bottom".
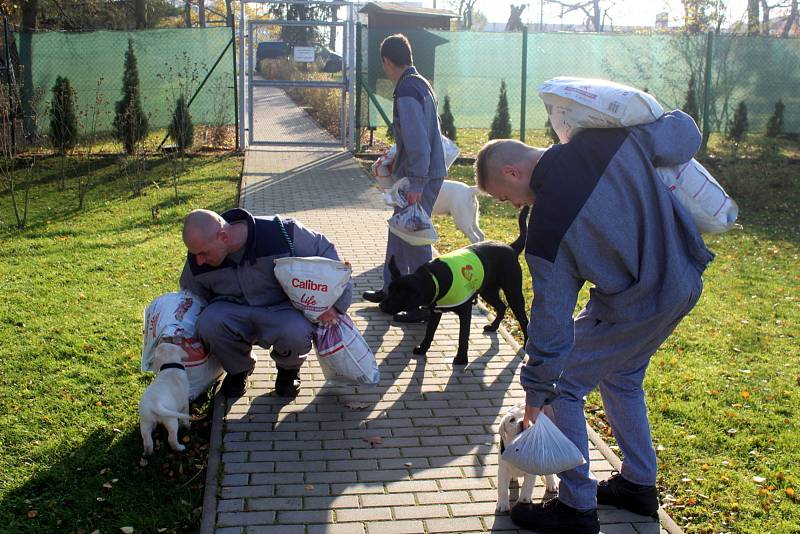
[
  {"left": 495, "top": 500, "right": 511, "bottom": 513},
  {"left": 452, "top": 355, "right": 468, "bottom": 365},
  {"left": 143, "top": 448, "right": 153, "bottom": 456},
  {"left": 173, "top": 444, "right": 186, "bottom": 452},
  {"left": 516, "top": 496, "right": 532, "bottom": 504},
  {"left": 412, "top": 345, "right": 428, "bottom": 355},
  {"left": 483, "top": 324, "right": 499, "bottom": 332}
]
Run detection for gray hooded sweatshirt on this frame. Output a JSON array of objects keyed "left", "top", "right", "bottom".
[{"left": 522, "top": 110, "right": 715, "bottom": 407}]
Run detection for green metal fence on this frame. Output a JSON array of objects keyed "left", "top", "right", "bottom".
[
  {"left": 357, "top": 26, "right": 800, "bottom": 146},
  {"left": 15, "top": 27, "right": 235, "bottom": 137}
]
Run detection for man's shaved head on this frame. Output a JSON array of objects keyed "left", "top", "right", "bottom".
[
  {"left": 474, "top": 139, "right": 531, "bottom": 192},
  {"left": 183, "top": 209, "right": 225, "bottom": 247}
]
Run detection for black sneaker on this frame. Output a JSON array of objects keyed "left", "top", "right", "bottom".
[
  {"left": 362, "top": 290, "right": 387, "bottom": 303},
  {"left": 597, "top": 473, "right": 659, "bottom": 517},
  {"left": 511, "top": 498, "right": 599, "bottom": 534},
  {"left": 392, "top": 308, "right": 430, "bottom": 323},
  {"left": 220, "top": 368, "right": 253, "bottom": 398},
  {"left": 274, "top": 367, "right": 300, "bottom": 397}
]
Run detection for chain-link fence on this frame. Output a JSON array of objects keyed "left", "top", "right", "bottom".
[
  {"left": 356, "top": 26, "right": 800, "bottom": 147},
  {"left": 10, "top": 27, "right": 235, "bottom": 143}
]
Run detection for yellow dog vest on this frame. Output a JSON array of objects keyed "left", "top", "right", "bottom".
[{"left": 432, "top": 248, "right": 485, "bottom": 308}]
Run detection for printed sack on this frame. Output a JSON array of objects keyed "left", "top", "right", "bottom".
[
  {"left": 142, "top": 290, "right": 223, "bottom": 401},
  {"left": 388, "top": 203, "right": 439, "bottom": 246},
  {"left": 500, "top": 413, "right": 586, "bottom": 475},
  {"left": 656, "top": 159, "right": 738, "bottom": 233},
  {"left": 538, "top": 76, "right": 664, "bottom": 143},
  {"left": 274, "top": 256, "right": 352, "bottom": 322},
  {"left": 372, "top": 135, "right": 460, "bottom": 190},
  {"left": 313, "top": 314, "right": 380, "bottom": 386}
]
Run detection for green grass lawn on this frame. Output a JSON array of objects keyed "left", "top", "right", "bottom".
[
  {"left": 0, "top": 153, "right": 242, "bottom": 533},
  {"left": 435, "top": 143, "right": 800, "bottom": 533}
]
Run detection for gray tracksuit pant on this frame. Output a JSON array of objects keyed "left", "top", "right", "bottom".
[
  {"left": 195, "top": 300, "right": 314, "bottom": 374},
  {"left": 552, "top": 276, "right": 703, "bottom": 511},
  {"left": 381, "top": 176, "right": 444, "bottom": 291}
]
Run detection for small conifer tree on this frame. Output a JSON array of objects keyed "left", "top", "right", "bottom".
[
  {"left": 169, "top": 94, "right": 194, "bottom": 152},
  {"left": 727, "top": 101, "right": 748, "bottom": 142},
  {"left": 489, "top": 80, "right": 512, "bottom": 140},
  {"left": 765, "top": 99, "right": 784, "bottom": 138},
  {"left": 683, "top": 75, "right": 700, "bottom": 125},
  {"left": 49, "top": 76, "right": 78, "bottom": 156},
  {"left": 439, "top": 95, "right": 457, "bottom": 141},
  {"left": 113, "top": 39, "right": 149, "bottom": 155}
]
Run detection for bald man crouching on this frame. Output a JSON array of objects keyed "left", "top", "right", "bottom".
[{"left": 179, "top": 208, "right": 352, "bottom": 398}]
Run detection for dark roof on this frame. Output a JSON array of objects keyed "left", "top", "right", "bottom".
[{"left": 359, "top": 2, "right": 457, "bottom": 19}]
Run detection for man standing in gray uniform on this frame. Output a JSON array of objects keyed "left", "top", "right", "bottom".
[
  {"left": 362, "top": 34, "right": 446, "bottom": 323},
  {"left": 180, "top": 208, "right": 352, "bottom": 398},
  {"left": 475, "top": 111, "right": 714, "bottom": 533}
]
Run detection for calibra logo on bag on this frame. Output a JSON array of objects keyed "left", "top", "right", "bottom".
[
  {"left": 292, "top": 278, "right": 329, "bottom": 292},
  {"left": 300, "top": 294, "right": 317, "bottom": 307}
]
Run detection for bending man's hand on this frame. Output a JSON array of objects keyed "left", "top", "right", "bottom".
[
  {"left": 317, "top": 307, "right": 340, "bottom": 327},
  {"left": 522, "top": 405, "right": 542, "bottom": 430},
  {"left": 405, "top": 191, "right": 422, "bottom": 205}
]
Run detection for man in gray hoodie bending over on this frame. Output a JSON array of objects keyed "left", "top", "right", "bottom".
[
  {"left": 475, "top": 111, "right": 713, "bottom": 534},
  {"left": 180, "top": 208, "right": 352, "bottom": 398},
  {"left": 362, "top": 34, "right": 446, "bottom": 323}
]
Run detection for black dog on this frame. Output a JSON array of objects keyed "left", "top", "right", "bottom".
[{"left": 381, "top": 207, "right": 530, "bottom": 365}]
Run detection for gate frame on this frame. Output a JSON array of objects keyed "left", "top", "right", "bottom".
[{"left": 239, "top": 0, "right": 356, "bottom": 149}]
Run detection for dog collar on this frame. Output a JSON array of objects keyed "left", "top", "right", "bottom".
[{"left": 159, "top": 362, "right": 186, "bottom": 372}]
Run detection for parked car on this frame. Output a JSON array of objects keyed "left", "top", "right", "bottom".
[
  {"left": 256, "top": 41, "right": 289, "bottom": 71},
  {"left": 314, "top": 45, "right": 343, "bottom": 73}
]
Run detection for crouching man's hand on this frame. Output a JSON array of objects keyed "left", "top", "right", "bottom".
[
  {"left": 317, "top": 307, "right": 340, "bottom": 327},
  {"left": 522, "top": 405, "right": 541, "bottom": 430}
]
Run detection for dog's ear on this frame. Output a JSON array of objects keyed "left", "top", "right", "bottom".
[{"left": 388, "top": 256, "right": 401, "bottom": 281}]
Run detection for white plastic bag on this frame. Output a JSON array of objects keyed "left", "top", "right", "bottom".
[
  {"left": 500, "top": 413, "right": 586, "bottom": 475},
  {"left": 382, "top": 177, "right": 410, "bottom": 208},
  {"left": 372, "top": 135, "right": 460, "bottom": 191},
  {"left": 388, "top": 203, "right": 439, "bottom": 246},
  {"left": 538, "top": 76, "right": 664, "bottom": 143},
  {"left": 274, "top": 256, "right": 352, "bottom": 322},
  {"left": 313, "top": 314, "right": 380, "bottom": 386},
  {"left": 656, "top": 158, "right": 738, "bottom": 233},
  {"left": 142, "top": 291, "right": 224, "bottom": 401}
]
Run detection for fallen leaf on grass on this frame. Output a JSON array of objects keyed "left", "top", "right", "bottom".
[
  {"left": 182, "top": 436, "right": 191, "bottom": 443},
  {"left": 786, "top": 488, "right": 796, "bottom": 500},
  {"left": 26, "top": 510, "right": 37, "bottom": 518},
  {"left": 740, "top": 390, "right": 751, "bottom": 399},
  {"left": 753, "top": 476, "right": 766, "bottom": 484},
  {"left": 102, "top": 483, "right": 112, "bottom": 489},
  {"left": 121, "top": 527, "right": 134, "bottom": 534},
  {"left": 363, "top": 436, "right": 383, "bottom": 446}
]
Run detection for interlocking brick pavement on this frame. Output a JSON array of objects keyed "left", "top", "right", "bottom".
[{"left": 201, "top": 87, "right": 677, "bottom": 534}]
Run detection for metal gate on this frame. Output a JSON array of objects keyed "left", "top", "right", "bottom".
[{"left": 239, "top": 1, "right": 355, "bottom": 148}]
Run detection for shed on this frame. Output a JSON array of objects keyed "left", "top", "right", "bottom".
[{"left": 359, "top": 2, "right": 457, "bottom": 31}]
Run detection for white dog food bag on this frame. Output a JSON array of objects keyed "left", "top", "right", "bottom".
[
  {"left": 372, "top": 135, "right": 460, "bottom": 191},
  {"left": 501, "top": 413, "right": 586, "bottom": 475},
  {"left": 274, "top": 256, "right": 352, "bottom": 322},
  {"left": 656, "top": 159, "right": 739, "bottom": 233},
  {"left": 142, "top": 290, "right": 224, "bottom": 401},
  {"left": 388, "top": 203, "right": 439, "bottom": 246},
  {"left": 538, "top": 76, "right": 664, "bottom": 143},
  {"left": 313, "top": 314, "right": 380, "bottom": 386}
]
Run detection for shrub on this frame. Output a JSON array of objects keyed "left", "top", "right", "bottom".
[
  {"left": 727, "top": 101, "right": 748, "bottom": 143},
  {"left": 683, "top": 75, "right": 700, "bottom": 125},
  {"left": 489, "top": 80, "right": 511, "bottom": 140},
  {"left": 113, "top": 39, "right": 149, "bottom": 155},
  {"left": 49, "top": 76, "right": 78, "bottom": 156},
  {"left": 439, "top": 95, "right": 457, "bottom": 141},
  {"left": 168, "top": 94, "right": 194, "bottom": 152},
  {"left": 765, "top": 99, "right": 784, "bottom": 138}
]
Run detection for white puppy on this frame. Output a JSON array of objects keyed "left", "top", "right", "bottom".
[
  {"left": 496, "top": 404, "right": 559, "bottom": 512},
  {"left": 139, "top": 343, "right": 192, "bottom": 455},
  {"left": 433, "top": 180, "right": 485, "bottom": 243}
]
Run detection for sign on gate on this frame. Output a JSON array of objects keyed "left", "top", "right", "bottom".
[{"left": 293, "top": 46, "right": 315, "bottom": 63}]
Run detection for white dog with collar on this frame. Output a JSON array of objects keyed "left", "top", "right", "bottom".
[
  {"left": 139, "top": 343, "right": 192, "bottom": 455},
  {"left": 496, "top": 404, "right": 559, "bottom": 512},
  {"left": 432, "top": 180, "right": 485, "bottom": 244}
]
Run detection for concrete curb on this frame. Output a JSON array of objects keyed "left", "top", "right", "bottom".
[{"left": 199, "top": 390, "right": 226, "bottom": 534}]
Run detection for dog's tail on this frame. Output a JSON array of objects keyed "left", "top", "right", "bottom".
[
  {"left": 509, "top": 206, "right": 530, "bottom": 255},
  {"left": 153, "top": 404, "right": 192, "bottom": 421}
]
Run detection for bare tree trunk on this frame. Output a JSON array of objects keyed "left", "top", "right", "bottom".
[
  {"left": 748, "top": 0, "right": 760, "bottom": 34},
  {"left": 185, "top": 1, "right": 192, "bottom": 28},
  {"left": 760, "top": 0, "right": 770, "bottom": 35},
  {"left": 783, "top": 0, "right": 798, "bottom": 37},
  {"left": 198, "top": 0, "right": 206, "bottom": 27},
  {"left": 225, "top": 0, "right": 234, "bottom": 26},
  {"left": 135, "top": 0, "right": 147, "bottom": 29},
  {"left": 591, "top": 0, "right": 602, "bottom": 31}
]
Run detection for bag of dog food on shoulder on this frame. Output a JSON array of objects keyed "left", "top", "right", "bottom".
[
  {"left": 274, "top": 256, "right": 352, "bottom": 322},
  {"left": 388, "top": 203, "right": 439, "bottom": 246},
  {"left": 313, "top": 314, "right": 380, "bottom": 386},
  {"left": 142, "top": 290, "right": 224, "bottom": 401},
  {"left": 538, "top": 76, "right": 664, "bottom": 143},
  {"left": 500, "top": 413, "right": 586, "bottom": 475}
]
